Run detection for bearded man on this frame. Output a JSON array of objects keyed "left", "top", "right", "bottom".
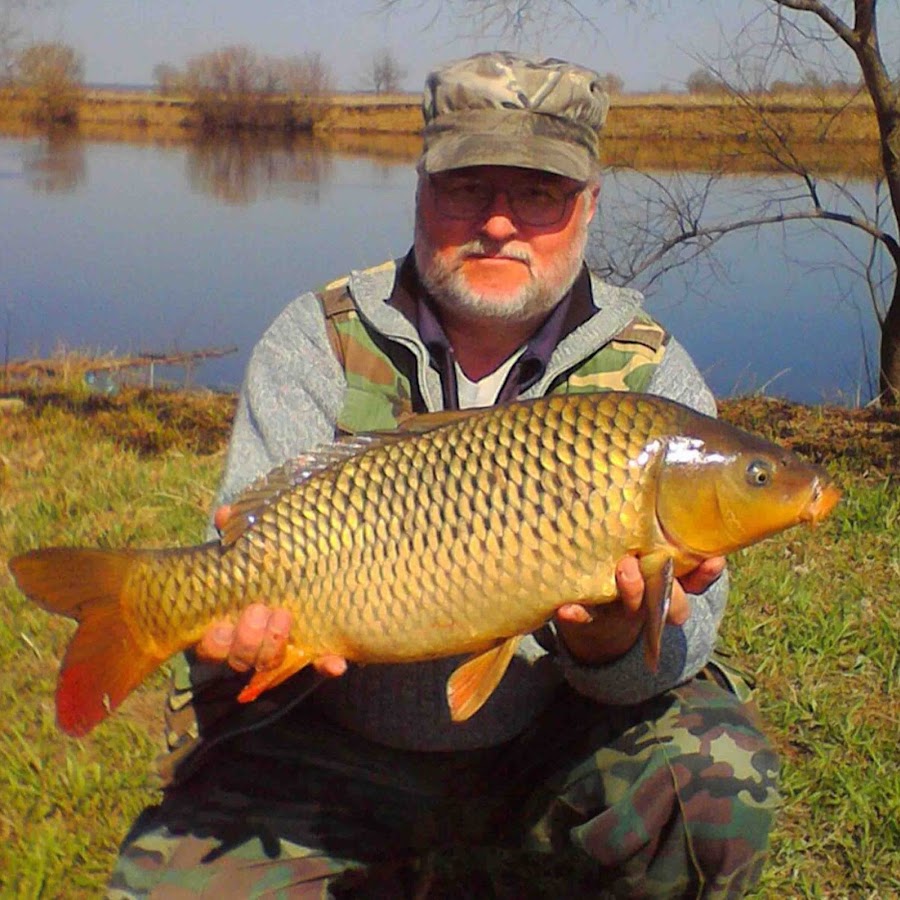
[{"left": 110, "top": 52, "right": 779, "bottom": 900}]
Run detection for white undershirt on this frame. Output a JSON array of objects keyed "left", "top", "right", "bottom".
[{"left": 455, "top": 347, "right": 526, "bottom": 409}]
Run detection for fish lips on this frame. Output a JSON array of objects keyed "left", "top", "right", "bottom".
[{"left": 801, "top": 478, "right": 842, "bottom": 525}]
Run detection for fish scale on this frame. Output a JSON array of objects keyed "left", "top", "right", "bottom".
[{"left": 9, "top": 391, "right": 840, "bottom": 736}]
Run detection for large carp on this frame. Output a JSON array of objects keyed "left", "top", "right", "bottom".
[{"left": 9, "top": 391, "right": 839, "bottom": 737}]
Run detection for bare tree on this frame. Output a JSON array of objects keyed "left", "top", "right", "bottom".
[
  {"left": 597, "top": 71, "right": 624, "bottom": 94},
  {"left": 276, "top": 52, "right": 334, "bottom": 97},
  {"left": 763, "top": 1, "right": 900, "bottom": 404},
  {"left": 381, "top": 0, "right": 900, "bottom": 403},
  {"left": 0, "top": 0, "right": 54, "bottom": 76},
  {"left": 369, "top": 48, "right": 407, "bottom": 93},
  {"left": 177, "top": 46, "right": 334, "bottom": 131},
  {"left": 152, "top": 62, "right": 181, "bottom": 96},
  {"left": 379, "top": 0, "right": 606, "bottom": 43},
  {"left": 14, "top": 40, "right": 83, "bottom": 123},
  {"left": 651, "top": 2, "right": 900, "bottom": 403}
]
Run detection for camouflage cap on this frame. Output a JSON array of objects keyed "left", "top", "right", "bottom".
[{"left": 419, "top": 51, "right": 609, "bottom": 181}]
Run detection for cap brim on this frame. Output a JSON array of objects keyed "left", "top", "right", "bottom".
[{"left": 421, "top": 132, "right": 593, "bottom": 181}]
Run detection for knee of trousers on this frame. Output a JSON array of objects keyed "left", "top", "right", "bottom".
[{"left": 568, "top": 681, "right": 782, "bottom": 883}]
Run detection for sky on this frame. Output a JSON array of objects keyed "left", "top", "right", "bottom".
[{"left": 18, "top": 0, "right": 826, "bottom": 93}]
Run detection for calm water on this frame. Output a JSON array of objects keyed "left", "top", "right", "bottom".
[{"left": 0, "top": 133, "right": 881, "bottom": 403}]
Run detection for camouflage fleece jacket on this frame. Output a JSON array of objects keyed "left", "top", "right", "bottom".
[{"left": 176, "top": 257, "right": 728, "bottom": 757}]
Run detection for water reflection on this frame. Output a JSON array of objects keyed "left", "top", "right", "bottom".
[
  {"left": 22, "top": 131, "right": 86, "bottom": 193},
  {"left": 315, "top": 131, "right": 421, "bottom": 165},
  {"left": 593, "top": 166, "right": 884, "bottom": 403},
  {"left": 0, "top": 133, "right": 881, "bottom": 403},
  {"left": 602, "top": 137, "right": 881, "bottom": 178},
  {"left": 184, "top": 133, "right": 334, "bottom": 205}
]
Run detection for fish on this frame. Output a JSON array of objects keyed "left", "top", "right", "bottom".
[{"left": 9, "top": 391, "right": 840, "bottom": 737}]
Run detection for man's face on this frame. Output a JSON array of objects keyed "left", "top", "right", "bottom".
[{"left": 414, "top": 165, "right": 599, "bottom": 325}]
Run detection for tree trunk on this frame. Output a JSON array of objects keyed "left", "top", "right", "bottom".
[
  {"left": 853, "top": 10, "right": 900, "bottom": 404},
  {"left": 880, "top": 279, "right": 900, "bottom": 403}
]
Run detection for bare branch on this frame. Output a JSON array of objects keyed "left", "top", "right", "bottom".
[{"left": 769, "top": 0, "right": 857, "bottom": 47}]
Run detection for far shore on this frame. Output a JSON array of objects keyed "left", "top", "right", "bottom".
[{"left": 0, "top": 87, "right": 883, "bottom": 176}]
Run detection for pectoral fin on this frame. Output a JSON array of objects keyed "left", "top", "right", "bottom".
[
  {"left": 237, "top": 643, "right": 315, "bottom": 703},
  {"left": 446, "top": 636, "right": 522, "bottom": 722},
  {"left": 637, "top": 551, "right": 675, "bottom": 672}
]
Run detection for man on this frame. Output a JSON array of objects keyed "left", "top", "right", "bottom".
[{"left": 110, "top": 52, "right": 779, "bottom": 898}]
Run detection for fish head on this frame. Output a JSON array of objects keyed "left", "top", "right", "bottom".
[{"left": 655, "top": 417, "right": 841, "bottom": 558}]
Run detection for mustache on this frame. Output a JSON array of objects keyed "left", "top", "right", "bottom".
[{"left": 458, "top": 240, "right": 532, "bottom": 265}]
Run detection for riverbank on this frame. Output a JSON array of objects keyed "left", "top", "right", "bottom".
[
  {"left": 0, "top": 381, "right": 898, "bottom": 895},
  {"left": 0, "top": 87, "right": 883, "bottom": 175}
]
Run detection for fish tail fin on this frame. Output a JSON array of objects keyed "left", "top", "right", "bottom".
[{"left": 9, "top": 547, "right": 165, "bottom": 737}]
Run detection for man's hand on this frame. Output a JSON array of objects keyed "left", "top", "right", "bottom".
[
  {"left": 555, "top": 555, "right": 725, "bottom": 666},
  {"left": 195, "top": 604, "right": 348, "bottom": 678},
  {"left": 194, "top": 505, "right": 347, "bottom": 678}
]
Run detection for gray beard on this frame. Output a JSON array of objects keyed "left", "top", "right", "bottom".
[{"left": 414, "top": 217, "right": 589, "bottom": 325}]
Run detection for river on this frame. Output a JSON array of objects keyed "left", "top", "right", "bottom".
[{"left": 0, "top": 132, "right": 881, "bottom": 404}]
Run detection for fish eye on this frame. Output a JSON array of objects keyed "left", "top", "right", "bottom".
[{"left": 745, "top": 459, "right": 772, "bottom": 487}]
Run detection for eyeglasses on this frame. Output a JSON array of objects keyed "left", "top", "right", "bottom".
[{"left": 428, "top": 174, "right": 586, "bottom": 227}]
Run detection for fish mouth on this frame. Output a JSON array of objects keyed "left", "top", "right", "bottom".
[{"left": 801, "top": 478, "right": 842, "bottom": 525}]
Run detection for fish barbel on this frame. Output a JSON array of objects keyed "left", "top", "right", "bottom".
[{"left": 9, "top": 391, "right": 840, "bottom": 737}]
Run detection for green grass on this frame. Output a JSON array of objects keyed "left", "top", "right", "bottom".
[
  {"left": 0, "top": 386, "right": 226, "bottom": 898},
  {"left": 726, "top": 472, "right": 900, "bottom": 897},
  {"left": 0, "top": 386, "right": 897, "bottom": 897}
]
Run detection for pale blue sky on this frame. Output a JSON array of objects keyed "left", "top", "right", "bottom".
[{"left": 21, "top": 0, "right": 827, "bottom": 93}]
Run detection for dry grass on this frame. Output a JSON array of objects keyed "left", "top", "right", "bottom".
[{"left": 0, "top": 86, "right": 881, "bottom": 149}]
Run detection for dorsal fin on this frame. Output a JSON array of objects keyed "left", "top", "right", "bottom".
[
  {"left": 219, "top": 439, "right": 378, "bottom": 545},
  {"left": 393, "top": 408, "right": 480, "bottom": 433},
  {"left": 218, "top": 410, "right": 481, "bottom": 546}
]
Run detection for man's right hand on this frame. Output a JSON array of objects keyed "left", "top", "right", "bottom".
[
  {"left": 194, "top": 505, "right": 348, "bottom": 678},
  {"left": 195, "top": 604, "right": 348, "bottom": 678}
]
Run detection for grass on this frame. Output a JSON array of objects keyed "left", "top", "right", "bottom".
[
  {"left": 725, "top": 482, "right": 900, "bottom": 896},
  {"left": 0, "top": 384, "right": 229, "bottom": 898},
  {"left": 0, "top": 384, "right": 897, "bottom": 897}
]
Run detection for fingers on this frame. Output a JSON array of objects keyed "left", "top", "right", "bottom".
[
  {"left": 615, "top": 556, "right": 645, "bottom": 613},
  {"left": 679, "top": 556, "right": 726, "bottom": 595},
  {"left": 662, "top": 557, "right": 724, "bottom": 627},
  {"left": 252, "top": 606, "right": 293, "bottom": 671},
  {"left": 214, "top": 503, "right": 234, "bottom": 534},
  {"left": 195, "top": 604, "right": 292, "bottom": 672},
  {"left": 616, "top": 554, "right": 723, "bottom": 625},
  {"left": 665, "top": 583, "right": 691, "bottom": 626},
  {"left": 313, "top": 654, "right": 348, "bottom": 677},
  {"left": 555, "top": 603, "right": 594, "bottom": 624},
  {"left": 195, "top": 619, "right": 236, "bottom": 663},
  {"left": 195, "top": 605, "right": 348, "bottom": 679},
  {"left": 226, "top": 604, "right": 292, "bottom": 672}
]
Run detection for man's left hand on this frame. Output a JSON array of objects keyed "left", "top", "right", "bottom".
[{"left": 554, "top": 555, "right": 725, "bottom": 666}]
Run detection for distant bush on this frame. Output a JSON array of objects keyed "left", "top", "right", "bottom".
[
  {"left": 161, "top": 46, "right": 334, "bottom": 132},
  {"left": 13, "top": 41, "right": 84, "bottom": 125},
  {"left": 598, "top": 72, "right": 624, "bottom": 95},
  {"left": 686, "top": 68, "right": 729, "bottom": 96},
  {"left": 152, "top": 63, "right": 182, "bottom": 96},
  {"left": 769, "top": 74, "right": 865, "bottom": 95}
]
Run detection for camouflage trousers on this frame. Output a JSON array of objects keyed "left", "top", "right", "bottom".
[{"left": 108, "top": 670, "right": 779, "bottom": 899}]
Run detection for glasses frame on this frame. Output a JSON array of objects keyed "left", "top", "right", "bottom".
[{"left": 427, "top": 174, "right": 587, "bottom": 228}]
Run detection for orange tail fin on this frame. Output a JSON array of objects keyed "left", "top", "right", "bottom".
[{"left": 9, "top": 547, "right": 166, "bottom": 737}]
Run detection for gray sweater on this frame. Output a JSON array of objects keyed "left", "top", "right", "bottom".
[{"left": 213, "top": 259, "right": 728, "bottom": 751}]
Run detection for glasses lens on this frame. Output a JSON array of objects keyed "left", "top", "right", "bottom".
[
  {"left": 431, "top": 176, "right": 580, "bottom": 226},
  {"left": 434, "top": 179, "right": 492, "bottom": 219},
  {"left": 509, "top": 184, "right": 572, "bottom": 226}
]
